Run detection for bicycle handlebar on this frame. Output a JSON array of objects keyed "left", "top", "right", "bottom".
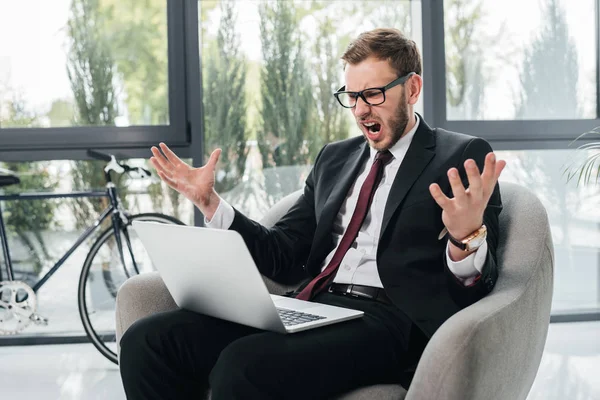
[{"left": 87, "top": 149, "right": 152, "bottom": 179}]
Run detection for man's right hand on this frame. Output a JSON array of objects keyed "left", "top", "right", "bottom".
[{"left": 150, "top": 143, "right": 222, "bottom": 220}]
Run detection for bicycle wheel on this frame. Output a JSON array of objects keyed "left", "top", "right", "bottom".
[{"left": 78, "top": 213, "right": 184, "bottom": 364}]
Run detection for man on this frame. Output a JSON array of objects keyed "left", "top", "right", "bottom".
[{"left": 120, "top": 28, "right": 505, "bottom": 399}]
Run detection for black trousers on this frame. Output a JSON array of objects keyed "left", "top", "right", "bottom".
[{"left": 119, "top": 292, "right": 428, "bottom": 400}]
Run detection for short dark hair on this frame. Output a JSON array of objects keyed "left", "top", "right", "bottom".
[{"left": 341, "top": 28, "right": 422, "bottom": 77}]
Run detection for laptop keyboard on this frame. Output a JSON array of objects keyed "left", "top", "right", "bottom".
[{"left": 276, "top": 308, "right": 326, "bottom": 326}]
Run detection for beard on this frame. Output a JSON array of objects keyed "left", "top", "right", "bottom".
[
  {"left": 385, "top": 93, "right": 410, "bottom": 150},
  {"left": 358, "top": 92, "right": 410, "bottom": 151}
]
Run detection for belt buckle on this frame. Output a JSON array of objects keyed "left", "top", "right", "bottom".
[{"left": 346, "top": 284, "right": 363, "bottom": 299}]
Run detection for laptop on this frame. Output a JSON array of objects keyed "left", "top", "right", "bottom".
[{"left": 132, "top": 221, "right": 364, "bottom": 333}]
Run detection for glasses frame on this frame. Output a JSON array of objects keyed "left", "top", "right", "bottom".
[{"left": 333, "top": 72, "right": 417, "bottom": 109}]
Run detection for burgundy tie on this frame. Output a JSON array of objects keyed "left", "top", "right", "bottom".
[{"left": 295, "top": 150, "right": 394, "bottom": 301}]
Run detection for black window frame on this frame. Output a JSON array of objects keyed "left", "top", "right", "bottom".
[
  {"left": 421, "top": 0, "right": 600, "bottom": 151},
  {"left": 0, "top": 0, "right": 195, "bottom": 161}
]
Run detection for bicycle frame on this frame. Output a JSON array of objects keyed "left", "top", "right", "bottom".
[{"left": 0, "top": 187, "right": 133, "bottom": 293}]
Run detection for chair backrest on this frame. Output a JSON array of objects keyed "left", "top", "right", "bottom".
[
  {"left": 258, "top": 182, "right": 554, "bottom": 399},
  {"left": 407, "top": 182, "right": 554, "bottom": 400}
]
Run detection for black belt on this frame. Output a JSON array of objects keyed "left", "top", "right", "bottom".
[{"left": 328, "top": 283, "right": 392, "bottom": 305}]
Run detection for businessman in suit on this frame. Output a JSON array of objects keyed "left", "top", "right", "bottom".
[{"left": 119, "top": 28, "right": 506, "bottom": 399}]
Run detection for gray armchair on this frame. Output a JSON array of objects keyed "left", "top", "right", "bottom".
[{"left": 116, "top": 182, "right": 554, "bottom": 400}]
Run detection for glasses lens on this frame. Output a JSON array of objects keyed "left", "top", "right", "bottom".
[
  {"left": 362, "top": 89, "right": 385, "bottom": 105},
  {"left": 336, "top": 92, "right": 356, "bottom": 108}
]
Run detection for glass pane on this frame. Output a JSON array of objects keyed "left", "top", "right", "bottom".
[
  {"left": 199, "top": 0, "right": 421, "bottom": 219},
  {"left": 498, "top": 149, "right": 600, "bottom": 313},
  {"left": 444, "top": 0, "right": 597, "bottom": 120},
  {"left": 0, "top": 159, "right": 192, "bottom": 336},
  {"left": 0, "top": 0, "right": 169, "bottom": 129}
]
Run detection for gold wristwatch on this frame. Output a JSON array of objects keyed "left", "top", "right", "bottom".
[{"left": 446, "top": 225, "right": 487, "bottom": 252}]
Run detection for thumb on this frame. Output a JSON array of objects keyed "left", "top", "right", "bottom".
[{"left": 206, "top": 148, "right": 222, "bottom": 171}]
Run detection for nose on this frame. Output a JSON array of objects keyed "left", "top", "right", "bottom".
[{"left": 353, "top": 96, "right": 371, "bottom": 119}]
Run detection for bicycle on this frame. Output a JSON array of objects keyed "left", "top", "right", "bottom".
[{"left": 0, "top": 150, "right": 184, "bottom": 364}]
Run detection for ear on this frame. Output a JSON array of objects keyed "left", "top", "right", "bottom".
[{"left": 406, "top": 74, "right": 423, "bottom": 106}]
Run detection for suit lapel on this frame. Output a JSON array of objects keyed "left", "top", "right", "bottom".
[
  {"left": 307, "top": 141, "right": 369, "bottom": 271},
  {"left": 380, "top": 119, "right": 436, "bottom": 239}
]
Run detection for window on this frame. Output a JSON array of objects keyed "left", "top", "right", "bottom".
[
  {"left": 499, "top": 149, "right": 600, "bottom": 314},
  {"left": 199, "top": 0, "right": 422, "bottom": 218},
  {"left": 443, "top": 0, "right": 597, "bottom": 121},
  {"left": 0, "top": 0, "right": 188, "bottom": 153}
]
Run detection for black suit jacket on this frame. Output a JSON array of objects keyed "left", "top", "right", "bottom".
[{"left": 229, "top": 117, "right": 502, "bottom": 337}]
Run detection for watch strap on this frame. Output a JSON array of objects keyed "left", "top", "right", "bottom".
[
  {"left": 447, "top": 232, "right": 468, "bottom": 250},
  {"left": 447, "top": 225, "right": 487, "bottom": 251}
]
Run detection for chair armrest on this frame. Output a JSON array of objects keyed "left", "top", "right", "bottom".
[
  {"left": 406, "top": 241, "right": 553, "bottom": 400},
  {"left": 115, "top": 272, "right": 178, "bottom": 352}
]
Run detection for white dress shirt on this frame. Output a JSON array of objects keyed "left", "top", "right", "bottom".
[{"left": 206, "top": 114, "right": 486, "bottom": 287}]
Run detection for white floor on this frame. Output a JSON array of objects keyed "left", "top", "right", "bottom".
[{"left": 0, "top": 321, "right": 598, "bottom": 400}]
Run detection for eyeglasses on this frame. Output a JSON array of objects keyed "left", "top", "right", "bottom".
[{"left": 333, "top": 72, "right": 416, "bottom": 108}]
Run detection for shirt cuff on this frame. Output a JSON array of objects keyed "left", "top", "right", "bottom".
[
  {"left": 446, "top": 240, "right": 488, "bottom": 286},
  {"left": 203, "top": 196, "right": 235, "bottom": 229}
]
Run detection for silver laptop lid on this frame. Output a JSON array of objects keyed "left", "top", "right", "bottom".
[{"left": 132, "top": 221, "right": 285, "bottom": 332}]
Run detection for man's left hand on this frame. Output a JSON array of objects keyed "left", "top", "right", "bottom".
[{"left": 429, "top": 152, "right": 506, "bottom": 241}]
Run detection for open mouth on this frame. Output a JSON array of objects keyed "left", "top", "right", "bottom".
[{"left": 363, "top": 122, "right": 382, "bottom": 136}]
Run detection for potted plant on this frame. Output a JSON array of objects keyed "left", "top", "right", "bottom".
[{"left": 564, "top": 127, "right": 600, "bottom": 186}]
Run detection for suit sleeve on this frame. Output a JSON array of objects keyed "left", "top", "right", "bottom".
[
  {"left": 444, "top": 138, "right": 503, "bottom": 308},
  {"left": 226, "top": 145, "right": 327, "bottom": 284}
]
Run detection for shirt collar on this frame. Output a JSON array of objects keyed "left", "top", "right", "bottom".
[{"left": 369, "top": 113, "right": 420, "bottom": 161}]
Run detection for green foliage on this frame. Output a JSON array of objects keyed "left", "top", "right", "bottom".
[
  {"left": 0, "top": 97, "right": 58, "bottom": 275},
  {"left": 361, "top": 0, "right": 412, "bottom": 33},
  {"left": 310, "top": 16, "right": 349, "bottom": 153},
  {"left": 258, "top": 0, "right": 315, "bottom": 169},
  {"left": 98, "top": 0, "right": 169, "bottom": 125},
  {"left": 199, "top": 0, "right": 220, "bottom": 43},
  {"left": 46, "top": 99, "right": 75, "bottom": 127},
  {"left": 2, "top": 163, "right": 58, "bottom": 275},
  {"left": 67, "top": 0, "right": 118, "bottom": 126},
  {"left": 203, "top": 0, "right": 248, "bottom": 193},
  {"left": 1, "top": 96, "right": 40, "bottom": 128},
  {"left": 66, "top": 0, "right": 128, "bottom": 228},
  {"left": 444, "top": 0, "right": 486, "bottom": 119}
]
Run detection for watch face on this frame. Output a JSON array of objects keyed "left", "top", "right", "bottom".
[{"left": 466, "top": 234, "right": 486, "bottom": 251}]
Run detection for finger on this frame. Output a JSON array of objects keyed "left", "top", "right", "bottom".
[
  {"left": 482, "top": 153, "right": 506, "bottom": 197},
  {"left": 149, "top": 153, "right": 174, "bottom": 176},
  {"left": 159, "top": 142, "right": 185, "bottom": 167},
  {"left": 151, "top": 146, "right": 175, "bottom": 172},
  {"left": 156, "top": 168, "right": 178, "bottom": 190},
  {"left": 495, "top": 159, "right": 507, "bottom": 180},
  {"left": 206, "top": 148, "right": 222, "bottom": 170},
  {"left": 448, "top": 168, "right": 466, "bottom": 201},
  {"left": 483, "top": 159, "right": 507, "bottom": 199},
  {"left": 429, "top": 183, "right": 451, "bottom": 209},
  {"left": 150, "top": 158, "right": 175, "bottom": 182},
  {"left": 480, "top": 152, "right": 497, "bottom": 189},
  {"left": 464, "top": 159, "right": 482, "bottom": 196}
]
